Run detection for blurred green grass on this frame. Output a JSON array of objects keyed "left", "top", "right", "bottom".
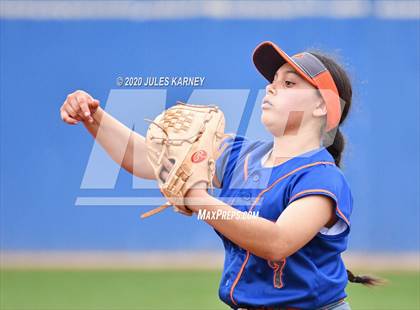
[{"left": 0, "top": 269, "right": 419, "bottom": 310}]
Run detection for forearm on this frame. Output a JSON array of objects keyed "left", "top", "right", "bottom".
[
  {"left": 82, "top": 107, "right": 154, "bottom": 179},
  {"left": 187, "top": 191, "right": 287, "bottom": 261}
]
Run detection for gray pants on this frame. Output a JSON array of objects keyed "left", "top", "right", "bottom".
[
  {"left": 237, "top": 299, "right": 352, "bottom": 310},
  {"left": 317, "top": 300, "right": 351, "bottom": 310}
]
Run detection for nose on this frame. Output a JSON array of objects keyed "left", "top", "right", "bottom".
[{"left": 266, "top": 83, "right": 276, "bottom": 96}]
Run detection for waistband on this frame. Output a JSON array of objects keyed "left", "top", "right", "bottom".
[{"left": 237, "top": 298, "right": 345, "bottom": 310}]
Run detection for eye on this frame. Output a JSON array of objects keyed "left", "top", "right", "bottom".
[{"left": 285, "top": 80, "right": 295, "bottom": 87}]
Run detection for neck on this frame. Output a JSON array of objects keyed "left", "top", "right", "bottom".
[{"left": 268, "top": 128, "right": 322, "bottom": 166}]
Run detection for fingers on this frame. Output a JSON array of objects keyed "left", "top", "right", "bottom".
[
  {"left": 65, "top": 100, "right": 79, "bottom": 119},
  {"left": 60, "top": 90, "right": 101, "bottom": 125},
  {"left": 70, "top": 97, "right": 90, "bottom": 122},
  {"left": 83, "top": 92, "right": 100, "bottom": 114},
  {"left": 77, "top": 96, "right": 94, "bottom": 123},
  {"left": 60, "top": 107, "right": 79, "bottom": 125},
  {"left": 89, "top": 99, "right": 100, "bottom": 114}
]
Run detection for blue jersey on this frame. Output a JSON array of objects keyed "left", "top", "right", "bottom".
[{"left": 214, "top": 135, "right": 353, "bottom": 309}]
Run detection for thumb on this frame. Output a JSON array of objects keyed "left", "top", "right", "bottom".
[{"left": 89, "top": 99, "right": 100, "bottom": 111}]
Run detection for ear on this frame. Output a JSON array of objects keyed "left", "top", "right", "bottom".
[{"left": 312, "top": 97, "right": 327, "bottom": 118}]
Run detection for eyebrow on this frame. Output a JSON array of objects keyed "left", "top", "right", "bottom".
[
  {"left": 274, "top": 70, "right": 300, "bottom": 80},
  {"left": 285, "top": 70, "right": 300, "bottom": 76}
]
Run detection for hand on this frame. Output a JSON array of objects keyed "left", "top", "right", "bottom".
[{"left": 60, "top": 90, "right": 100, "bottom": 125}]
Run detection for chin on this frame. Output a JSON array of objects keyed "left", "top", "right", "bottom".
[
  {"left": 261, "top": 114, "right": 271, "bottom": 128},
  {"left": 261, "top": 116, "right": 284, "bottom": 137}
]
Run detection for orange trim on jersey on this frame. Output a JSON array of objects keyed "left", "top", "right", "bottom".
[
  {"left": 244, "top": 153, "right": 250, "bottom": 181},
  {"left": 249, "top": 161, "right": 335, "bottom": 213},
  {"left": 230, "top": 251, "right": 250, "bottom": 305},
  {"left": 288, "top": 188, "right": 350, "bottom": 226},
  {"left": 268, "top": 258, "right": 287, "bottom": 288},
  {"left": 229, "top": 161, "right": 335, "bottom": 306},
  {"left": 277, "top": 258, "right": 287, "bottom": 288}
]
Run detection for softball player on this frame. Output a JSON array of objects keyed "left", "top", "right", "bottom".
[
  {"left": 60, "top": 41, "right": 379, "bottom": 310},
  {"left": 182, "top": 41, "right": 379, "bottom": 309}
]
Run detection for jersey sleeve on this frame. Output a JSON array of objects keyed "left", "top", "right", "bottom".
[
  {"left": 287, "top": 165, "right": 353, "bottom": 231},
  {"left": 213, "top": 134, "right": 248, "bottom": 188}
]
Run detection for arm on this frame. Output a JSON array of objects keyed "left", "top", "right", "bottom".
[
  {"left": 82, "top": 107, "right": 155, "bottom": 179},
  {"left": 60, "top": 90, "right": 155, "bottom": 179},
  {"left": 186, "top": 189, "right": 336, "bottom": 261}
]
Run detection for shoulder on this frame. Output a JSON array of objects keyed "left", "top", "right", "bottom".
[
  {"left": 287, "top": 162, "right": 353, "bottom": 226},
  {"left": 299, "top": 162, "right": 348, "bottom": 183},
  {"left": 287, "top": 147, "right": 348, "bottom": 185},
  {"left": 288, "top": 163, "right": 353, "bottom": 206}
]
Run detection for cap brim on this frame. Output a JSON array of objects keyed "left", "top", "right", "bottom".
[{"left": 252, "top": 41, "right": 316, "bottom": 87}]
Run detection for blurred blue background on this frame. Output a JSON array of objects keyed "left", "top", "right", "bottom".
[{"left": 1, "top": 1, "right": 419, "bottom": 252}]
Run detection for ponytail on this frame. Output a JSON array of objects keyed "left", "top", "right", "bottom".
[
  {"left": 309, "top": 51, "right": 352, "bottom": 169},
  {"left": 346, "top": 269, "right": 385, "bottom": 287},
  {"left": 311, "top": 51, "right": 387, "bottom": 287},
  {"left": 326, "top": 128, "right": 345, "bottom": 167}
]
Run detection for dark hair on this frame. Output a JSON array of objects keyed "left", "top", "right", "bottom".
[
  {"left": 310, "top": 51, "right": 385, "bottom": 287},
  {"left": 346, "top": 269, "right": 386, "bottom": 287},
  {"left": 308, "top": 51, "right": 352, "bottom": 168}
]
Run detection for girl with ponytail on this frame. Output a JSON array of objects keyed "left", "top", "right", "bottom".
[
  {"left": 171, "top": 42, "right": 384, "bottom": 308},
  {"left": 61, "top": 40, "right": 383, "bottom": 308}
]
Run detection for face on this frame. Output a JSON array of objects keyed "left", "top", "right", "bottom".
[{"left": 261, "top": 63, "right": 326, "bottom": 137}]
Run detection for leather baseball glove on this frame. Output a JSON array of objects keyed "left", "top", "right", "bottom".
[{"left": 140, "top": 101, "right": 227, "bottom": 219}]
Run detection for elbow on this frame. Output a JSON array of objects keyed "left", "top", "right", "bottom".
[
  {"left": 262, "top": 231, "right": 289, "bottom": 262},
  {"left": 267, "top": 226, "right": 288, "bottom": 262},
  {"left": 121, "top": 162, "right": 134, "bottom": 175},
  {"left": 266, "top": 246, "right": 287, "bottom": 263}
]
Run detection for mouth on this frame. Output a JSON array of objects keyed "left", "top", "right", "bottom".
[{"left": 261, "top": 98, "right": 273, "bottom": 109}]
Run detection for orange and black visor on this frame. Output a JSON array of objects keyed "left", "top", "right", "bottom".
[{"left": 253, "top": 41, "right": 342, "bottom": 132}]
